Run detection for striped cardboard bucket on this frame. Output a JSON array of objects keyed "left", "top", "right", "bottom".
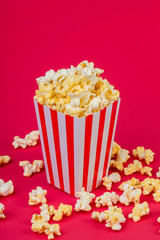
[{"left": 34, "top": 98, "right": 120, "bottom": 197}]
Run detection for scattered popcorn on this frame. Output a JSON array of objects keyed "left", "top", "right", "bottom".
[
  {"left": 75, "top": 187, "right": 95, "bottom": 212},
  {"left": 119, "top": 178, "right": 141, "bottom": 191},
  {"left": 141, "top": 178, "right": 160, "bottom": 195},
  {"left": 128, "top": 202, "right": 150, "bottom": 222},
  {"left": 102, "top": 177, "right": 112, "bottom": 190},
  {"left": 95, "top": 191, "right": 119, "bottom": 208},
  {"left": 109, "top": 172, "right": 121, "bottom": 183},
  {"left": 132, "top": 147, "right": 155, "bottom": 165},
  {"left": 12, "top": 130, "right": 40, "bottom": 149},
  {"left": 153, "top": 190, "right": 160, "bottom": 202},
  {"left": 19, "top": 160, "right": 43, "bottom": 177},
  {"left": 29, "top": 187, "right": 47, "bottom": 205},
  {"left": 110, "top": 159, "right": 124, "bottom": 171},
  {"left": 156, "top": 167, "right": 160, "bottom": 178},
  {"left": 111, "top": 142, "right": 121, "bottom": 158},
  {"left": 140, "top": 166, "right": 152, "bottom": 177},
  {"left": 0, "top": 203, "right": 5, "bottom": 219},
  {"left": 31, "top": 204, "right": 55, "bottom": 222},
  {"left": 105, "top": 206, "right": 126, "bottom": 231},
  {"left": 34, "top": 61, "right": 119, "bottom": 118},
  {"left": 117, "top": 149, "right": 130, "bottom": 163},
  {"left": 53, "top": 203, "right": 72, "bottom": 221},
  {"left": 0, "top": 156, "right": 11, "bottom": 166},
  {"left": 120, "top": 187, "right": 142, "bottom": 206},
  {"left": 92, "top": 210, "right": 108, "bottom": 222},
  {"left": 0, "top": 179, "right": 14, "bottom": 196},
  {"left": 124, "top": 160, "right": 142, "bottom": 175},
  {"left": 31, "top": 219, "right": 61, "bottom": 239},
  {"left": 92, "top": 206, "right": 126, "bottom": 230}
]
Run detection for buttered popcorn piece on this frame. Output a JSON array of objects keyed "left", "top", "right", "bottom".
[
  {"left": 141, "top": 178, "right": 160, "bottom": 195},
  {"left": 128, "top": 202, "right": 150, "bottom": 222},
  {"left": 95, "top": 191, "right": 119, "bottom": 208},
  {"left": 92, "top": 206, "right": 126, "bottom": 231},
  {"left": 140, "top": 166, "right": 152, "bottom": 177},
  {"left": 0, "top": 156, "right": 11, "bottom": 166},
  {"left": 74, "top": 187, "right": 95, "bottom": 212},
  {"left": 105, "top": 206, "right": 126, "bottom": 231},
  {"left": 119, "top": 178, "right": 141, "bottom": 191},
  {"left": 120, "top": 187, "right": 142, "bottom": 206},
  {"left": 31, "top": 204, "right": 55, "bottom": 223},
  {"left": 132, "top": 146, "right": 155, "bottom": 165},
  {"left": 92, "top": 210, "right": 108, "bottom": 222},
  {"left": 12, "top": 130, "right": 40, "bottom": 149},
  {"left": 111, "top": 142, "right": 121, "bottom": 158},
  {"left": 153, "top": 190, "right": 160, "bottom": 202},
  {"left": 0, "top": 179, "right": 14, "bottom": 196},
  {"left": 53, "top": 203, "right": 72, "bottom": 221},
  {"left": 102, "top": 172, "right": 121, "bottom": 190},
  {"left": 116, "top": 149, "right": 130, "bottom": 163},
  {"left": 124, "top": 160, "right": 142, "bottom": 175},
  {"left": 31, "top": 219, "right": 61, "bottom": 240},
  {"left": 19, "top": 160, "right": 43, "bottom": 177},
  {"left": 156, "top": 167, "right": 160, "bottom": 178},
  {"left": 29, "top": 187, "right": 47, "bottom": 205},
  {"left": 110, "top": 159, "right": 124, "bottom": 171},
  {"left": 34, "top": 61, "right": 119, "bottom": 118},
  {"left": 0, "top": 203, "right": 5, "bottom": 219}
]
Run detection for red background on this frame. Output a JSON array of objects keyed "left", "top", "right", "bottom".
[{"left": 0, "top": 0, "right": 160, "bottom": 239}]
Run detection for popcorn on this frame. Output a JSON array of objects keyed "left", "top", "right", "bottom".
[
  {"left": 156, "top": 167, "right": 160, "bottom": 178},
  {"left": 102, "top": 172, "right": 121, "bottom": 190},
  {"left": 141, "top": 178, "right": 160, "bottom": 195},
  {"left": 12, "top": 130, "right": 39, "bottom": 149},
  {"left": 0, "top": 203, "right": 5, "bottom": 219},
  {"left": 92, "top": 206, "right": 126, "bottom": 231},
  {"left": 0, "top": 156, "right": 11, "bottom": 166},
  {"left": 118, "top": 178, "right": 141, "bottom": 191},
  {"left": 110, "top": 142, "right": 130, "bottom": 171},
  {"left": 132, "top": 147, "right": 155, "bottom": 165},
  {"left": 95, "top": 191, "right": 119, "bottom": 208},
  {"left": 140, "top": 166, "right": 152, "bottom": 177},
  {"left": 34, "top": 61, "right": 119, "bottom": 118},
  {"left": 105, "top": 206, "right": 126, "bottom": 231},
  {"left": 19, "top": 160, "right": 43, "bottom": 177},
  {"left": 153, "top": 190, "right": 160, "bottom": 202},
  {"left": 124, "top": 160, "right": 142, "bottom": 175},
  {"left": 128, "top": 202, "right": 150, "bottom": 222},
  {"left": 31, "top": 219, "right": 61, "bottom": 239},
  {"left": 29, "top": 187, "right": 47, "bottom": 205},
  {"left": 53, "top": 203, "right": 72, "bottom": 221},
  {"left": 120, "top": 187, "right": 142, "bottom": 206},
  {"left": 111, "top": 142, "right": 121, "bottom": 158},
  {"left": 0, "top": 179, "right": 14, "bottom": 196},
  {"left": 74, "top": 187, "right": 95, "bottom": 212},
  {"left": 92, "top": 210, "right": 108, "bottom": 222}
]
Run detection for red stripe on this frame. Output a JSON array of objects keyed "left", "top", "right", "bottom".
[
  {"left": 38, "top": 103, "right": 54, "bottom": 185},
  {"left": 50, "top": 110, "right": 64, "bottom": 191},
  {"left": 102, "top": 101, "right": 118, "bottom": 177},
  {"left": 65, "top": 115, "right": 74, "bottom": 196},
  {"left": 83, "top": 115, "right": 93, "bottom": 189},
  {"left": 92, "top": 108, "right": 106, "bottom": 190}
]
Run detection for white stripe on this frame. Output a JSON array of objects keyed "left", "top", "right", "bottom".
[
  {"left": 96, "top": 104, "right": 113, "bottom": 187},
  {"left": 43, "top": 106, "right": 60, "bottom": 188},
  {"left": 57, "top": 112, "right": 70, "bottom": 194},
  {"left": 34, "top": 100, "right": 50, "bottom": 183},
  {"left": 74, "top": 117, "right": 85, "bottom": 194},
  {"left": 86, "top": 111, "right": 100, "bottom": 192},
  {"left": 106, "top": 98, "right": 121, "bottom": 176}
]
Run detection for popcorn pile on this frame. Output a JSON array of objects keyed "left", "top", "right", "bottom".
[
  {"left": 19, "top": 160, "right": 43, "bottom": 177},
  {"left": 34, "top": 61, "right": 120, "bottom": 118},
  {"left": 0, "top": 155, "right": 11, "bottom": 166},
  {"left": 12, "top": 130, "right": 39, "bottom": 149}
]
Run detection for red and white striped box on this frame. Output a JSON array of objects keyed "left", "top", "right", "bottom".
[{"left": 34, "top": 98, "right": 120, "bottom": 197}]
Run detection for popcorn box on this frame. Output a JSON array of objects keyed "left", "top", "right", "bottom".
[{"left": 34, "top": 98, "right": 120, "bottom": 197}]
